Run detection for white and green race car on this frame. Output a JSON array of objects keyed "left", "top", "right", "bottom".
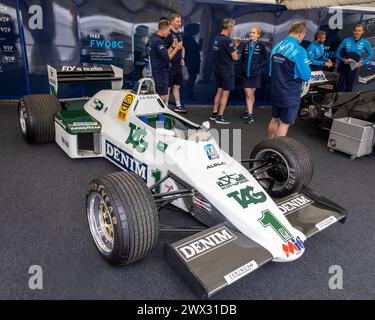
[{"left": 18, "top": 65, "right": 346, "bottom": 299}]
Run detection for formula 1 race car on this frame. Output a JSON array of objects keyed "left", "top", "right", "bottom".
[
  {"left": 300, "top": 70, "right": 375, "bottom": 129},
  {"left": 18, "top": 65, "right": 346, "bottom": 299}
]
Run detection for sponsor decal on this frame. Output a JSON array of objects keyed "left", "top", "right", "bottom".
[
  {"left": 259, "top": 209, "right": 293, "bottom": 242},
  {"left": 207, "top": 161, "right": 226, "bottom": 170},
  {"left": 282, "top": 236, "right": 305, "bottom": 258},
  {"left": 73, "top": 122, "right": 98, "bottom": 126},
  {"left": 117, "top": 94, "right": 134, "bottom": 122},
  {"left": 216, "top": 172, "right": 249, "bottom": 190},
  {"left": 176, "top": 227, "right": 237, "bottom": 262},
  {"left": 138, "top": 95, "right": 159, "bottom": 100},
  {"left": 106, "top": 140, "right": 148, "bottom": 182},
  {"left": 157, "top": 141, "right": 168, "bottom": 153},
  {"left": 227, "top": 186, "right": 266, "bottom": 209},
  {"left": 90, "top": 98, "right": 104, "bottom": 111},
  {"left": 70, "top": 125, "right": 101, "bottom": 132},
  {"left": 310, "top": 72, "right": 327, "bottom": 83},
  {"left": 48, "top": 66, "right": 58, "bottom": 96},
  {"left": 61, "top": 66, "right": 104, "bottom": 72},
  {"left": 61, "top": 136, "right": 69, "bottom": 149},
  {"left": 316, "top": 216, "right": 337, "bottom": 231},
  {"left": 224, "top": 260, "right": 258, "bottom": 285},
  {"left": 193, "top": 195, "right": 211, "bottom": 213},
  {"left": 204, "top": 144, "right": 219, "bottom": 160},
  {"left": 126, "top": 122, "right": 148, "bottom": 153},
  {"left": 277, "top": 195, "right": 314, "bottom": 215}
]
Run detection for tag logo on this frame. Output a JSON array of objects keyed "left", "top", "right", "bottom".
[
  {"left": 227, "top": 186, "right": 266, "bottom": 209},
  {"left": 126, "top": 123, "right": 148, "bottom": 153}
]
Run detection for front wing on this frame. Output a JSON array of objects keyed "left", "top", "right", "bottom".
[{"left": 165, "top": 186, "right": 346, "bottom": 299}]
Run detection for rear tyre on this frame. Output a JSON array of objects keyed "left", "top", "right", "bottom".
[
  {"left": 250, "top": 137, "right": 313, "bottom": 198},
  {"left": 18, "top": 94, "right": 62, "bottom": 144},
  {"left": 87, "top": 172, "right": 159, "bottom": 266}
]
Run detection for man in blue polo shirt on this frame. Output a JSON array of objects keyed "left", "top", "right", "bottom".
[
  {"left": 268, "top": 21, "right": 311, "bottom": 137},
  {"left": 210, "top": 18, "right": 240, "bottom": 125},
  {"left": 307, "top": 31, "right": 333, "bottom": 71},
  {"left": 150, "top": 19, "right": 183, "bottom": 104},
  {"left": 336, "top": 24, "right": 374, "bottom": 92}
]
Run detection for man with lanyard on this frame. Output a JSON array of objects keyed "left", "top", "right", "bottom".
[
  {"left": 307, "top": 31, "right": 333, "bottom": 71},
  {"left": 268, "top": 21, "right": 311, "bottom": 137},
  {"left": 149, "top": 19, "right": 182, "bottom": 104},
  {"left": 210, "top": 18, "right": 240, "bottom": 125},
  {"left": 336, "top": 24, "right": 374, "bottom": 92},
  {"left": 165, "top": 13, "right": 186, "bottom": 113}
]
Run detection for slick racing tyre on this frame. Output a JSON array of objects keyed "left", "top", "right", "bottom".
[
  {"left": 18, "top": 94, "right": 62, "bottom": 144},
  {"left": 87, "top": 172, "right": 159, "bottom": 266},
  {"left": 250, "top": 137, "right": 313, "bottom": 198}
]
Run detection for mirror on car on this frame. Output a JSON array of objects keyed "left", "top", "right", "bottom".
[{"left": 201, "top": 121, "right": 210, "bottom": 130}]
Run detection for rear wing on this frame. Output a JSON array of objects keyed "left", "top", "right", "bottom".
[{"left": 47, "top": 64, "right": 123, "bottom": 96}]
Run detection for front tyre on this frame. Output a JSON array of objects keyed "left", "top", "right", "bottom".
[
  {"left": 86, "top": 172, "right": 159, "bottom": 266},
  {"left": 250, "top": 137, "right": 313, "bottom": 198}
]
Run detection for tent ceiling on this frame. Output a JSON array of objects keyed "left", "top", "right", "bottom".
[
  {"left": 279, "top": 0, "right": 375, "bottom": 10},
  {"left": 235, "top": 0, "right": 375, "bottom": 10}
]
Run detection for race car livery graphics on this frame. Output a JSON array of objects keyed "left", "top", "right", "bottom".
[
  {"left": 259, "top": 209, "right": 293, "bottom": 242},
  {"left": 315, "top": 216, "right": 338, "bottom": 231},
  {"left": 106, "top": 140, "right": 148, "bottom": 181},
  {"left": 176, "top": 226, "right": 237, "bottom": 262},
  {"left": 126, "top": 122, "right": 148, "bottom": 153},
  {"left": 193, "top": 195, "right": 211, "bottom": 213},
  {"left": 117, "top": 93, "right": 134, "bottom": 122},
  {"left": 277, "top": 194, "right": 314, "bottom": 215},
  {"left": 216, "top": 173, "right": 249, "bottom": 190},
  {"left": 282, "top": 236, "right": 305, "bottom": 258},
  {"left": 204, "top": 144, "right": 220, "bottom": 160},
  {"left": 227, "top": 185, "right": 267, "bottom": 209},
  {"left": 224, "top": 260, "right": 259, "bottom": 285}
]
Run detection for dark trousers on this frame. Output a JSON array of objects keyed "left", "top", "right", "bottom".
[{"left": 337, "top": 62, "right": 358, "bottom": 92}]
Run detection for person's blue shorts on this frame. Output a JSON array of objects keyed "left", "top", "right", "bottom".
[
  {"left": 272, "top": 105, "right": 299, "bottom": 125},
  {"left": 169, "top": 65, "right": 183, "bottom": 87},
  {"left": 153, "top": 71, "right": 169, "bottom": 96},
  {"left": 215, "top": 72, "right": 235, "bottom": 91}
]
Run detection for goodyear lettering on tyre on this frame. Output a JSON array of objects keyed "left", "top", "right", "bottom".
[{"left": 117, "top": 93, "right": 135, "bottom": 122}]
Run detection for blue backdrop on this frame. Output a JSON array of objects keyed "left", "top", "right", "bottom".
[{"left": 1, "top": 0, "right": 375, "bottom": 103}]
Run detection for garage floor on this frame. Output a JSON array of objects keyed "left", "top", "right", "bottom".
[{"left": 0, "top": 101, "right": 374, "bottom": 300}]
